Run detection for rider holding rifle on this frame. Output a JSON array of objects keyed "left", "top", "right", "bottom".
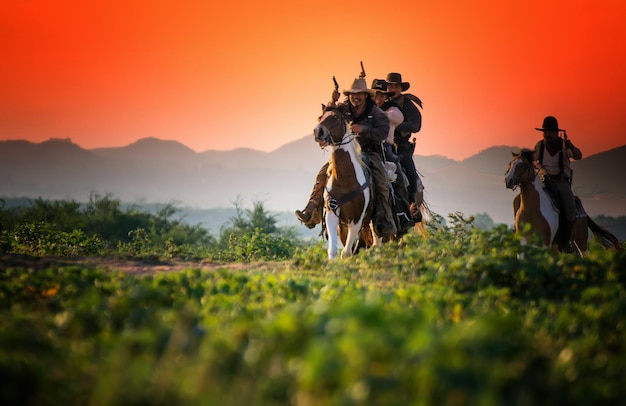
[{"left": 533, "top": 115, "right": 583, "bottom": 252}]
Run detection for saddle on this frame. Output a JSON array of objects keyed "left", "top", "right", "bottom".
[
  {"left": 541, "top": 176, "right": 562, "bottom": 212},
  {"left": 541, "top": 177, "right": 585, "bottom": 217}
]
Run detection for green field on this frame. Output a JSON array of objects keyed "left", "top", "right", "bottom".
[
  {"left": 2, "top": 210, "right": 625, "bottom": 405},
  {"left": 1, "top": 198, "right": 625, "bottom": 405}
]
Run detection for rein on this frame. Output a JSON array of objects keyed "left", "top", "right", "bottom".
[
  {"left": 331, "top": 133, "right": 356, "bottom": 147},
  {"left": 511, "top": 158, "right": 536, "bottom": 190}
]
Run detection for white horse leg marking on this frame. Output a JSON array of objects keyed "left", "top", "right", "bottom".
[
  {"left": 326, "top": 210, "right": 340, "bottom": 260},
  {"left": 342, "top": 221, "right": 362, "bottom": 258}
]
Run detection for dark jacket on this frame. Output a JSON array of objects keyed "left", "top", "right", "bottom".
[
  {"left": 393, "top": 94, "right": 422, "bottom": 145},
  {"left": 341, "top": 98, "right": 390, "bottom": 152}
]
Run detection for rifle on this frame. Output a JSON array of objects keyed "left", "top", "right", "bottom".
[
  {"left": 562, "top": 130, "right": 573, "bottom": 184},
  {"left": 359, "top": 61, "right": 366, "bottom": 79}
]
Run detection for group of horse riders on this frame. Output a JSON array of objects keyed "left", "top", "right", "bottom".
[
  {"left": 295, "top": 71, "right": 425, "bottom": 238},
  {"left": 295, "top": 68, "right": 584, "bottom": 252}
]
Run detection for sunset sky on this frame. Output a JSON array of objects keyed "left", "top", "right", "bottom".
[{"left": 2, "top": 0, "right": 625, "bottom": 160}]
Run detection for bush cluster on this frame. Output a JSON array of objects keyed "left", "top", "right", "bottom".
[{"left": 0, "top": 194, "right": 304, "bottom": 262}]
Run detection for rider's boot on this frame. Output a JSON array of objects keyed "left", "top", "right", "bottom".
[
  {"left": 396, "top": 211, "right": 415, "bottom": 232},
  {"left": 558, "top": 220, "right": 575, "bottom": 253},
  {"left": 564, "top": 221, "right": 576, "bottom": 253},
  {"left": 415, "top": 189, "right": 425, "bottom": 222},
  {"left": 374, "top": 196, "right": 397, "bottom": 237},
  {"left": 295, "top": 164, "right": 328, "bottom": 229},
  {"left": 295, "top": 200, "right": 322, "bottom": 229},
  {"left": 410, "top": 202, "right": 422, "bottom": 223}
]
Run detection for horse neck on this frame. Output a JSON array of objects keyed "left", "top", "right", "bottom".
[
  {"left": 329, "top": 131, "right": 363, "bottom": 179},
  {"left": 518, "top": 175, "right": 545, "bottom": 212},
  {"left": 330, "top": 130, "right": 359, "bottom": 158}
]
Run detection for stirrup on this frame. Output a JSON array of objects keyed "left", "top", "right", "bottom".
[{"left": 397, "top": 212, "right": 415, "bottom": 231}]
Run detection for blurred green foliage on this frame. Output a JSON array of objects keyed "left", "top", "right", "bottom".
[
  {"left": 0, "top": 194, "right": 303, "bottom": 262},
  {"left": 1, "top": 210, "right": 625, "bottom": 405}
]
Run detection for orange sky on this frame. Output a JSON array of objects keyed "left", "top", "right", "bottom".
[{"left": 1, "top": 0, "right": 625, "bottom": 160}]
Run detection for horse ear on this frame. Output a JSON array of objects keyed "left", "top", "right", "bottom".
[
  {"left": 511, "top": 151, "right": 517, "bottom": 157},
  {"left": 336, "top": 103, "right": 350, "bottom": 116}
]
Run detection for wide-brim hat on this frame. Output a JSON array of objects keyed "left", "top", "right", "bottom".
[
  {"left": 370, "top": 78, "right": 394, "bottom": 96},
  {"left": 535, "top": 116, "right": 563, "bottom": 132},
  {"left": 343, "top": 78, "right": 375, "bottom": 96},
  {"left": 386, "top": 72, "right": 410, "bottom": 91}
]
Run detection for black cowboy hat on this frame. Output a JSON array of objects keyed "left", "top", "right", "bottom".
[
  {"left": 385, "top": 72, "right": 410, "bottom": 91},
  {"left": 535, "top": 116, "right": 564, "bottom": 132},
  {"left": 370, "top": 79, "right": 394, "bottom": 96}
]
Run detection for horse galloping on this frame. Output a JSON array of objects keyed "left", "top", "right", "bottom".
[
  {"left": 504, "top": 149, "right": 620, "bottom": 254},
  {"left": 313, "top": 107, "right": 382, "bottom": 259}
]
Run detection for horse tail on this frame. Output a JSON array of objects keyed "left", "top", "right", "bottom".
[
  {"left": 587, "top": 216, "right": 622, "bottom": 251},
  {"left": 412, "top": 199, "right": 432, "bottom": 237}
]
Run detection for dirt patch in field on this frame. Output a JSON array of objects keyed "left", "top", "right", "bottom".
[{"left": 0, "top": 253, "right": 290, "bottom": 276}]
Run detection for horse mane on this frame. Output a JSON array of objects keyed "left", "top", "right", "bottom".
[{"left": 518, "top": 148, "right": 535, "bottom": 163}]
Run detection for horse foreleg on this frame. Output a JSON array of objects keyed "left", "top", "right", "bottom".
[
  {"left": 326, "top": 213, "right": 340, "bottom": 259},
  {"left": 341, "top": 221, "right": 362, "bottom": 258}
]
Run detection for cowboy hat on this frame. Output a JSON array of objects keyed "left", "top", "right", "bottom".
[
  {"left": 370, "top": 79, "right": 394, "bottom": 96},
  {"left": 385, "top": 72, "right": 410, "bottom": 91},
  {"left": 535, "top": 116, "right": 564, "bottom": 132},
  {"left": 343, "top": 78, "right": 375, "bottom": 96}
]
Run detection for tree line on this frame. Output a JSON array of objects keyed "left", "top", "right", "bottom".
[{"left": 0, "top": 193, "right": 304, "bottom": 262}]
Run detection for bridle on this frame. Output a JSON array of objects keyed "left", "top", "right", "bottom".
[
  {"left": 508, "top": 155, "right": 536, "bottom": 190},
  {"left": 315, "top": 110, "right": 355, "bottom": 148}
]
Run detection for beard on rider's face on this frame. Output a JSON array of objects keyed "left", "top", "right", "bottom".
[{"left": 543, "top": 131, "right": 559, "bottom": 145}]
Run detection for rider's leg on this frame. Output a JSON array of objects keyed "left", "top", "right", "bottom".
[
  {"left": 295, "top": 162, "right": 328, "bottom": 228},
  {"left": 412, "top": 174, "right": 425, "bottom": 222},
  {"left": 369, "top": 154, "right": 397, "bottom": 236},
  {"left": 392, "top": 165, "right": 414, "bottom": 232},
  {"left": 557, "top": 180, "right": 576, "bottom": 252},
  {"left": 397, "top": 145, "right": 418, "bottom": 206}
]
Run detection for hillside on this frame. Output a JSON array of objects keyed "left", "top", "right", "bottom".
[{"left": 1, "top": 137, "right": 625, "bottom": 224}]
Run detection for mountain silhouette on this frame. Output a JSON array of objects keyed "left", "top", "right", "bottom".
[{"left": 1, "top": 137, "right": 624, "bottom": 224}]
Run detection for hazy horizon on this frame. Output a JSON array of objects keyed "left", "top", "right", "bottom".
[{"left": 2, "top": 1, "right": 625, "bottom": 161}]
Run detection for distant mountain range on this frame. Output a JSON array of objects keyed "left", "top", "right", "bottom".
[{"left": 1, "top": 136, "right": 625, "bottom": 225}]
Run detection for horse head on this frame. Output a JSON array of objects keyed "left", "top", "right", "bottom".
[
  {"left": 505, "top": 149, "right": 536, "bottom": 189},
  {"left": 314, "top": 106, "right": 349, "bottom": 148}
]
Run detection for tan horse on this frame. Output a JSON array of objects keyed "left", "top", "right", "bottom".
[
  {"left": 505, "top": 149, "right": 621, "bottom": 254},
  {"left": 313, "top": 107, "right": 382, "bottom": 259}
]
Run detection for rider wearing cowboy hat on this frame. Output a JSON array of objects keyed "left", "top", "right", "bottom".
[
  {"left": 385, "top": 72, "right": 425, "bottom": 222},
  {"left": 295, "top": 77, "right": 398, "bottom": 237},
  {"left": 371, "top": 78, "right": 414, "bottom": 232},
  {"left": 533, "top": 115, "right": 582, "bottom": 252}
]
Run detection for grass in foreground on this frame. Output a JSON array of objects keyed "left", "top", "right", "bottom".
[{"left": 1, "top": 219, "right": 625, "bottom": 405}]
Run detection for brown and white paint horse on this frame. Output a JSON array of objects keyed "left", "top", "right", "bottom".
[
  {"left": 314, "top": 107, "right": 382, "bottom": 259},
  {"left": 505, "top": 149, "right": 620, "bottom": 254}
]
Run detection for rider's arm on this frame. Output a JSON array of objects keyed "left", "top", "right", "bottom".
[
  {"left": 362, "top": 106, "right": 390, "bottom": 143},
  {"left": 395, "top": 99, "right": 422, "bottom": 134},
  {"left": 565, "top": 139, "right": 582, "bottom": 160}
]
